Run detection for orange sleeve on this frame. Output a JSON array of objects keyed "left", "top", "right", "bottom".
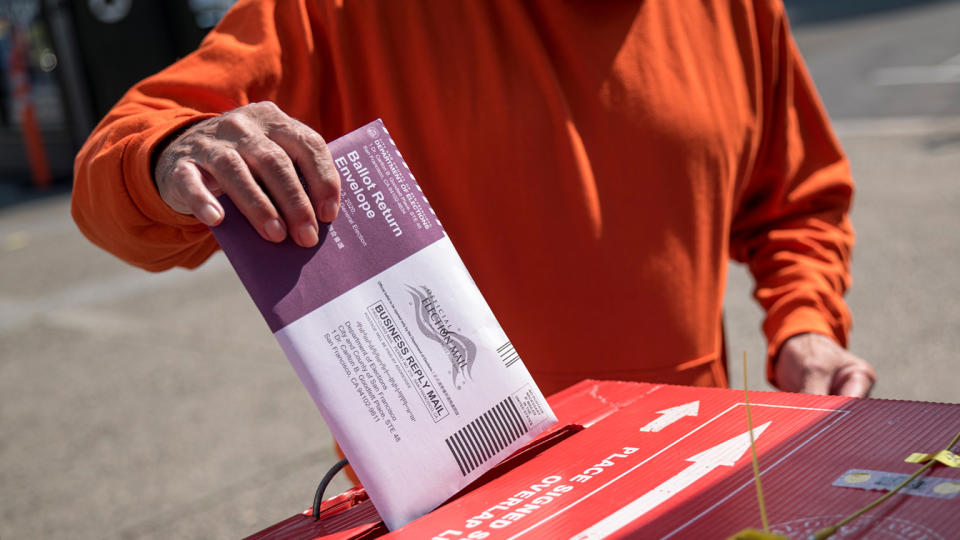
[
  {"left": 729, "top": 1, "right": 854, "bottom": 380},
  {"left": 71, "top": 0, "right": 325, "bottom": 271}
]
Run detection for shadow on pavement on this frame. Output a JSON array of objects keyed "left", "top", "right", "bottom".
[
  {"left": 785, "top": 0, "right": 960, "bottom": 26},
  {"left": 0, "top": 180, "right": 72, "bottom": 213}
]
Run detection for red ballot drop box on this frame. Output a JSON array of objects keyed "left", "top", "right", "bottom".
[{"left": 248, "top": 380, "right": 960, "bottom": 539}]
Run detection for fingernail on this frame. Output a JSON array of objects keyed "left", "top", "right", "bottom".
[
  {"left": 298, "top": 224, "right": 319, "bottom": 247},
  {"left": 197, "top": 203, "right": 222, "bottom": 226},
  {"left": 264, "top": 218, "right": 286, "bottom": 242},
  {"left": 320, "top": 199, "right": 339, "bottom": 223}
]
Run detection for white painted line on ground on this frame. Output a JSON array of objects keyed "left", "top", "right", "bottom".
[
  {"left": 871, "top": 49, "right": 960, "bottom": 86},
  {"left": 831, "top": 115, "right": 960, "bottom": 138},
  {"left": 943, "top": 52, "right": 960, "bottom": 66},
  {"left": 0, "top": 252, "right": 231, "bottom": 332},
  {"left": 872, "top": 65, "right": 960, "bottom": 86}
]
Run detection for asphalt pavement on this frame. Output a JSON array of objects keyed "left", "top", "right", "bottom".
[{"left": 2, "top": 2, "right": 959, "bottom": 538}]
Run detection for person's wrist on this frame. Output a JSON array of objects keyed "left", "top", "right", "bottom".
[{"left": 774, "top": 332, "right": 818, "bottom": 368}]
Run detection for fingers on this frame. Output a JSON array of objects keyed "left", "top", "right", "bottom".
[
  {"left": 202, "top": 144, "right": 288, "bottom": 243},
  {"left": 162, "top": 160, "right": 224, "bottom": 226},
  {"left": 774, "top": 333, "right": 877, "bottom": 398},
  {"left": 834, "top": 370, "right": 874, "bottom": 398},
  {"left": 237, "top": 134, "right": 319, "bottom": 247},
  {"left": 265, "top": 117, "right": 341, "bottom": 223},
  {"left": 831, "top": 362, "right": 876, "bottom": 398},
  {"left": 154, "top": 101, "right": 338, "bottom": 247},
  {"left": 214, "top": 107, "right": 317, "bottom": 246}
]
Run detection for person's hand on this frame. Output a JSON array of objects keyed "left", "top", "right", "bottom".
[
  {"left": 774, "top": 333, "right": 876, "bottom": 397},
  {"left": 153, "top": 101, "right": 340, "bottom": 247}
]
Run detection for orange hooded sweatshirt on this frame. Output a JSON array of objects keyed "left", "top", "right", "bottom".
[{"left": 72, "top": 0, "right": 853, "bottom": 395}]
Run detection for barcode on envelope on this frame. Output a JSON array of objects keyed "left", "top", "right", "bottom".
[
  {"left": 497, "top": 341, "right": 520, "bottom": 368},
  {"left": 444, "top": 397, "right": 529, "bottom": 476}
]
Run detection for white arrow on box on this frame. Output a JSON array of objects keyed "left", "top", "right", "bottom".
[
  {"left": 638, "top": 401, "right": 700, "bottom": 433},
  {"left": 570, "top": 421, "right": 771, "bottom": 540}
]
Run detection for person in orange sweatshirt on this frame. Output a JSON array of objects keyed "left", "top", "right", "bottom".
[{"left": 72, "top": 0, "right": 875, "bottom": 397}]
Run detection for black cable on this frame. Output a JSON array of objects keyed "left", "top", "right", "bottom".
[{"left": 312, "top": 458, "right": 349, "bottom": 520}]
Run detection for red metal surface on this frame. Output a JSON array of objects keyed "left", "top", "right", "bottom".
[
  {"left": 245, "top": 488, "right": 384, "bottom": 540},
  {"left": 249, "top": 381, "right": 960, "bottom": 539}
]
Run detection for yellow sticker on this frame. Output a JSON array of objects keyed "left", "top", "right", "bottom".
[
  {"left": 843, "top": 472, "right": 872, "bottom": 484},
  {"left": 905, "top": 450, "right": 960, "bottom": 468},
  {"left": 933, "top": 482, "right": 960, "bottom": 495}
]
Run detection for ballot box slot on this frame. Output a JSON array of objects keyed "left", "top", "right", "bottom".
[
  {"left": 445, "top": 397, "right": 530, "bottom": 476},
  {"left": 440, "top": 424, "right": 586, "bottom": 507}
]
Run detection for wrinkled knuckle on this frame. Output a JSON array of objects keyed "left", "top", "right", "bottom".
[
  {"left": 289, "top": 128, "right": 312, "bottom": 145},
  {"left": 250, "top": 100, "right": 283, "bottom": 117},
  {"left": 301, "top": 130, "right": 328, "bottom": 152},
  {"left": 208, "top": 149, "right": 243, "bottom": 175},
  {"left": 169, "top": 159, "right": 194, "bottom": 180},
  {"left": 258, "top": 147, "right": 291, "bottom": 173},
  {"left": 157, "top": 161, "right": 185, "bottom": 191},
  {"left": 318, "top": 160, "right": 340, "bottom": 186},
  {"left": 206, "top": 148, "right": 229, "bottom": 168},
  {"left": 191, "top": 137, "right": 217, "bottom": 153},
  {"left": 217, "top": 113, "right": 250, "bottom": 135}
]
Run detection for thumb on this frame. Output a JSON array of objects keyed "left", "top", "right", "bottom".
[{"left": 832, "top": 367, "right": 875, "bottom": 398}]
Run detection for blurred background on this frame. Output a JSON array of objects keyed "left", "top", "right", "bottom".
[{"left": 1, "top": 0, "right": 958, "bottom": 537}]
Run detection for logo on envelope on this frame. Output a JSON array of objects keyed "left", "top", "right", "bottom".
[{"left": 406, "top": 284, "right": 477, "bottom": 388}]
